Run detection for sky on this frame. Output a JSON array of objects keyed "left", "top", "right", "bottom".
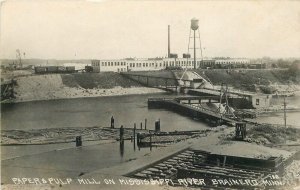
[{"left": 0, "top": 0, "right": 299, "bottom": 59}]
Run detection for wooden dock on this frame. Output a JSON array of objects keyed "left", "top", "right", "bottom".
[{"left": 148, "top": 97, "right": 237, "bottom": 126}]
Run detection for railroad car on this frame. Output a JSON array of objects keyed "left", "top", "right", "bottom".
[{"left": 34, "top": 66, "right": 76, "bottom": 74}]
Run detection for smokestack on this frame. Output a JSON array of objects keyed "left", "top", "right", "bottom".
[{"left": 168, "top": 25, "right": 170, "bottom": 58}]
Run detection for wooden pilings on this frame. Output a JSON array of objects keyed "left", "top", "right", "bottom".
[
  {"left": 111, "top": 116, "right": 114, "bottom": 128},
  {"left": 119, "top": 125, "right": 125, "bottom": 157},
  {"left": 120, "top": 125, "right": 124, "bottom": 142},
  {"left": 75, "top": 136, "right": 82, "bottom": 147},
  {"left": 111, "top": 117, "right": 162, "bottom": 150},
  {"left": 133, "top": 124, "right": 136, "bottom": 150},
  {"left": 149, "top": 132, "right": 152, "bottom": 151},
  {"left": 155, "top": 119, "right": 161, "bottom": 132}
]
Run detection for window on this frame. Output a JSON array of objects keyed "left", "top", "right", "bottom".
[{"left": 256, "top": 99, "right": 260, "bottom": 105}]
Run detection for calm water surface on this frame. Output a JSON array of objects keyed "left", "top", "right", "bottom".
[
  {"left": 1, "top": 93, "right": 210, "bottom": 131},
  {"left": 2, "top": 93, "right": 300, "bottom": 130}
]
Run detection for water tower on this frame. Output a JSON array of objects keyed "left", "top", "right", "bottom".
[
  {"left": 187, "top": 18, "right": 203, "bottom": 69},
  {"left": 191, "top": 18, "right": 199, "bottom": 30}
]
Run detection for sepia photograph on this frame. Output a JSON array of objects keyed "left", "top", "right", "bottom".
[{"left": 1, "top": 0, "right": 300, "bottom": 189}]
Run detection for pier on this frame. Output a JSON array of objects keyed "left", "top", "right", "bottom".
[
  {"left": 188, "top": 88, "right": 272, "bottom": 109},
  {"left": 148, "top": 97, "right": 237, "bottom": 126}
]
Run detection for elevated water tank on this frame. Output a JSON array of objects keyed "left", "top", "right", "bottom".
[{"left": 191, "top": 18, "right": 199, "bottom": 30}]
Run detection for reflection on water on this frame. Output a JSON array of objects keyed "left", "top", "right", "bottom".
[
  {"left": 1, "top": 93, "right": 210, "bottom": 161},
  {"left": 120, "top": 140, "right": 125, "bottom": 157},
  {"left": 1, "top": 93, "right": 300, "bottom": 163},
  {"left": 1, "top": 93, "right": 211, "bottom": 131},
  {"left": 264, "top": 96, "right": 300, "bottom": 127},
  {"left": 1, "top": 93, "right": 300, "bottom": 131}
]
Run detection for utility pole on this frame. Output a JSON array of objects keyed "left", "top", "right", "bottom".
[
  {"left": 194, "top": 30, "right": 196, "bottom": 69},
  {"left": 168, "top": 25, "right": 170, "bottom": 58},
  {"left": 283, "top": 96, "right": 287, "bottom": 144}
]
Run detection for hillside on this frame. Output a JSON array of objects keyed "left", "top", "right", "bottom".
[
  {"left": 61, "top": 72, "right": 143, "bottom": 89},
  {"left": 195, "top": 69, "right": 300, "bottom": 92},
  {"left": 13, "top": 73, "right": 163, "bottom": 102},
  {"left": 124, "top": 71, "right": 178, "bottom": 86}
]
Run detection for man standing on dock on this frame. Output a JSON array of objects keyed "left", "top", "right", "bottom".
[{"left": 111, "top": 116, "right": 114, "bottom": 128}]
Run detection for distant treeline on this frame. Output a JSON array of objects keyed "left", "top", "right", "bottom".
[{"left": 0, "top": 59, "right": 91, "bottom": 66}]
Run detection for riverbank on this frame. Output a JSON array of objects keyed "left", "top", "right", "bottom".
[
  {"left": 7, "top": 69, "right": 300, "bottom": 103},
  {"left": 1, "top": 126, "right": 150, "bottom": 145},
  {"left": 15, "top": 86, "right": 165, "bottom": 103},
  {"left": 13, "top": 73, "right": 165, "bottom": 103}
]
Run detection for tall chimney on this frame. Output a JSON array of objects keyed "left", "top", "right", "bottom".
[{"left": 168, "top": 25, "right": 170, "bottom": 58}]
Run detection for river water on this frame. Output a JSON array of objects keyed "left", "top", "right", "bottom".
[
  {"left": 1, "top": 93, "right": 212, "bottom": 182},
  {"left": 1, "top": 93, "right": 211, "bottom": 131},
  {"left": 1, "top": 93, "right": 299, "bottom": 183},
  {"left": 256, "top": 95, "right": 300, "bottom": 127},
  {"left": 1, "top": 93, "right": 300, "bottom": 131}
]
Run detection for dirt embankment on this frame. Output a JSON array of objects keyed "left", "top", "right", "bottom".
[
  {"left": 123, "top": 69, "right": 300, "bottom": 93},
  {"left": 13, "top": 73, "right": 165, "bottom": 102},
  {"left": 195, "top": 69, "right": 300, "bottom": 93},
  {"left": 125, "top": 70, "right": 178, "bottom": 87}
]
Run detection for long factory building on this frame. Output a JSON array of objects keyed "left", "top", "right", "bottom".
[{"left": 91, "top": 57, "right": 250, "bottom": 72}]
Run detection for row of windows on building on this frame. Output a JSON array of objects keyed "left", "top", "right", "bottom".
[
  {"left": 128, "top": 61, "right": 197, "bottom": 68},
  {"left": 92, "top": 60, "right": 249, "bottom": 67},
  {"left": 92, "top": 61, "right": 126, "bottom": 67},
  {"left": 215, "top": 61, "right": 249, "bottom": 64},
  {"left": 95, "top": 60, "right": 201, "bottom": 68}
]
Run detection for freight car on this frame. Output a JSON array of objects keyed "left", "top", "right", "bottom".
[
  {"left": 34, "top": 66, "right": 76, "bottom": 74},
  {"left": 85, "top": 66, "right": 100, "bottom": 73}
]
